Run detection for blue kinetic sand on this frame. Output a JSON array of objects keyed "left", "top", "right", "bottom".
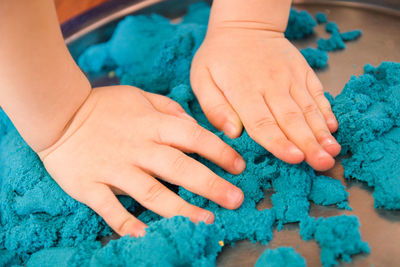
[
  {"left": 300, "top": 47, "right": 329, "bottom": 69},
  {"left": 27, "top": 216, "right": 223, "bottom": 267},
  {"left": 254, "top": 247, "right": 306, "bottom": 267},
  {"left": 317, "top": 18, "right": 362, "bottom": 51},
  {"left": 315, "top": 12, "right": 328, "bottom": 24},
  {"left": 309, "top": 175, "right": 351, "bottom": 210},
  {"left": 340, "top": 30, "right": 362, "bottom": 41},
  {"left": 333, "top": 62, "right": 400, "bottom": 210},
  {"left": 0, "top": 3, "right": 381, "bottom": 266},
  {"left": 300, "top": 215, "right": 370, "bottom": 267},
  {"left": 285, "top": 8, "right": 317, "bottom": 40}
]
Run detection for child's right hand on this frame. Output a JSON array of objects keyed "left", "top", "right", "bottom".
[{"left": 38, "top": 85, "right": 246, "bottom": 237}]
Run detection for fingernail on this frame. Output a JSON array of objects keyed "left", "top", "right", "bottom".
[
  {"left": 227, "top": 189, "right": 244, "bottom": 208},
  {"left": 234, "top": 157, "right": 246, "bottom": 172},
  {"left": 181, "top": 112, "right": 196, "bottom": 122},
  {"left": 223, "top": 122, "right": 237, "bottom": 138},
  {"left": 321, "top": 136, "right": 339, "bottom": 147},
  {"left": 290, "top": 146, "right": 303, "bottom": 157},
  {"left": 327, "top": 117, "right": 338, "bottom": 126},
  {"left": 132, "top": 227, "right": 146, "bottom": 238},
  {"left": 316, "top": 150, "right": 332, "bottom": 161},
  {"left": 200, "top": 212, "right": 214, "bottom": 224},
  {"left": 138, "top": 228, "right": 146, "bottom": 237}
]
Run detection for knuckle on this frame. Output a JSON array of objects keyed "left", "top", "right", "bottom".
[
  {"left": 206, "top": 103, "right": 228, "bottom": 118},
  {"left": 219, "top": 144, "right": 235, "bottom": 163},
  {"left": 207, "top": 176, "right": 221, "bottom": 193},
  {"left": 315, "top": 129, "right": 330, "bottom": 139},
  {"left": 251, "top": 116, "right": 277, "bottom": 131},
  {"left": 165, "top": 99, "right": 183, "bottom": 113},
  {"left": 307, "top": 69, "right": 323, "bottom": 87},
  {"left": 311, "top": 89, "right": 325, "bottom": 100},
  {"left": 142, "top": 183, "right": 165, "bottom": 203},
  {"left": 302, "top": 103, "right": 319, "bottom": 117},
  {"left": 171, "top": 154, "right": 189, "bottom": 175},
  {"left": 320, "top": 105, "right": 333, "bottom": 114},
  {"left": 175, "top": 201, "right": 189, "bottom": 216},
  {"left": 116, "top": 217, "right": 132, "bottom": 235},
  {"left": 190, "top": 125, "right": 205, "bottom": 142},
  {"left": 154, "top": 125, "right": 164, "bottom": 144},
  {"left": 90, "top": 194, "right": 112, "bottom": 213},
  {"left": 266, "top": 69, "right": 281, "bottom": 82},
  {"left": 281, "top": 110, "right": 301, "bottom": 125},
  {"left": 247, "top": 130, "right": 260, "bottom": 142},
  {"left": 303, "top": 137, "right": 318, "bottom": 148},
  {"left": 270, "top": 137, "right": 289, "bottom": 148}
]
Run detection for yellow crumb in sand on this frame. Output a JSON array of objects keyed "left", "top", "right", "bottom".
[{"left": 108, "top": 70, "right": 116, "bottom": 78}]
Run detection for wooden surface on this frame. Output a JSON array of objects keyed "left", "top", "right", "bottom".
[{"left": 54, "top": 0, "right": 109, "bottom": 23}]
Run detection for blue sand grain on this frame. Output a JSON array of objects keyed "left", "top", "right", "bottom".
[
  {"left": 325, "top": 21, "right": 339, "bottom": 33},
  {"left": 315, "top": 12, "right": 328, "bottom": 24},
  {"left": 318, "top": 31, "right": 346, "bottom": 51},
  {"left": 255, "top": 247, "right": 306, "bottom": 267},
  {"left": 340, "top": 30, "right": 362, "bottom": 41}
]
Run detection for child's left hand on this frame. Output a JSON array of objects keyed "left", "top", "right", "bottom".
[{"left": 191, "top": 27, "right": 340, "bottom": 171}]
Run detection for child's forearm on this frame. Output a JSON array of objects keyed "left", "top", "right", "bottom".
[
  {"left": 0, "top": 0, "right": 91, "bottom": 152},
  {"left": 208, "top": 0, "right": 292, "bottom": 33}
]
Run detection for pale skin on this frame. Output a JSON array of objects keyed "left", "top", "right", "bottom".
[
  {"left": 0, "top": 0, "right": 340, "bottom": 237},
  {"left": 191, "top": 0, "right": 341, "bottom": 169}
]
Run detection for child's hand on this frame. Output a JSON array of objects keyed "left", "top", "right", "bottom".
[
  {"left": 38, "top": 86, "right": 246, "bottom": 237},
  {"left": 191, "top": 28, "right": 340, "bottom": 171}
]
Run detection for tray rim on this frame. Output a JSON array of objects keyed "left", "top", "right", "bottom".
[{"left": 62, "top": 0, "right": 400, "bottom": 44}]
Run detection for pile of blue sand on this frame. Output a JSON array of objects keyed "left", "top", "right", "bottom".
[
  {"left": 332, "top": 62, "right": 400, "bottom": 210},
  {"left": 0, "top": 3, "right": 381, "bottom": 266},
  {"left": 284, "top": 8, "right": 316, "bottom": 40},
  {"left": 0, "top": 115, "right": 111, "bottom": 265},
  {"left": 254, "top": 247, "right": 306, "bottom": 267},
  {"left": 284, "top": 9, "right": 330, "bottom": 69},
  {"left": 295, "top": 12, "right": 362, "bottom": 70},
  {"left": 309, "top": 175, "right": 351, "bottom": 210},
  {"left": 317, "top": 18, "right": 362, "bottom": 51},
  {"left": 294, "top": 11, "right": 361, "bottom": 70},
  {"left": 26, "top": 216, "right": 223, "bottom": 267},
  {"left": 300, "top": 215, "right": 370, "bottom": 267}
]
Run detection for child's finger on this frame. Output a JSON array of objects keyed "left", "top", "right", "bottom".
[
  {"left": 190, "top": 66, "right": 242, "bottom": 138},
  {"left": 109, "top": 166, "right": 214, "bottom": 224},
  {"left": 134, "top": 145, "right": 244, "bottom": 210},
  {"left": 142, "top": 91, "right": 196, "bottom": 122},
  {"left": 223, "top": 90, "right": 304, "bottom": 164},
  {"left": 157, "top": 117, "right": 245, "bottom": 175},
  {"left": 306, "top": 70, "right": 339, "bottom": 132},
  {"left": 84, "top": 184, "right": 147, "bottom": 237},
  {"left": 290, "top": 84, "right": 341, "bottom": 157},
  {"left": 263, "top": 90, "right": 335, "bottom": 171}
]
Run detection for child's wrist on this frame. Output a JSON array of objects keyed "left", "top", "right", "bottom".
[
  {"left": 0, "top": 0, "right": 93, "bottom": 154},
  {"left": 38, "top": 87, "right": 97, "bottom": 161},
  {"left": 34, "top": 77, "right": 92, "bottom": 154},
  {"left": 3, "top": 72, "right": 92, "bottom": 154},
  {"left": 207, "top": 0, "right": 292, "bottom": 35}
]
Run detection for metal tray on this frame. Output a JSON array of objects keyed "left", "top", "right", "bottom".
[{"left": 63, "top": 1, "right": 400, "bottom": 266}]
